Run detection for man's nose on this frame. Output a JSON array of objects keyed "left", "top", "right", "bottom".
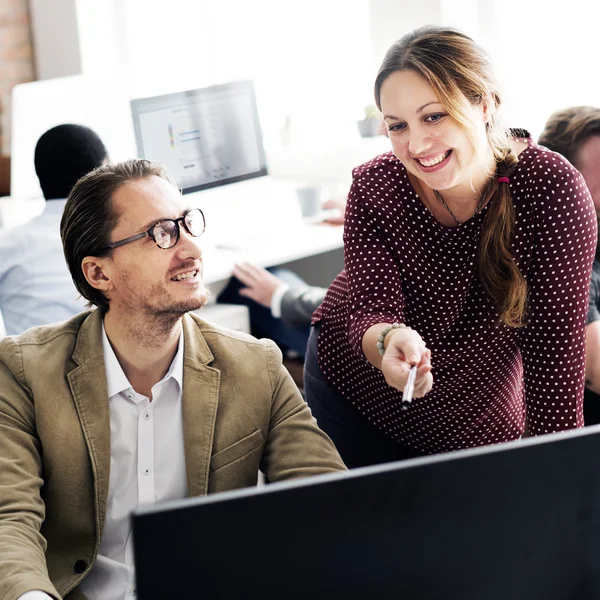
[{"left": 176, "top": 225, "right": 203, "bottom": 259}]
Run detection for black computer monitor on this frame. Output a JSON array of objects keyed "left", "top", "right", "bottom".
[
  {"left": 130, "top": 80, "right": 268, "bottom": 194},
  {"left": 133, "top": 427, "right": 600, "bottom": 599}
]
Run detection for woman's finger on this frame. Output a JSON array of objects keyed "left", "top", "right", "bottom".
[{"left": 413, "top": 372, "right": 433, "bottom": 398}]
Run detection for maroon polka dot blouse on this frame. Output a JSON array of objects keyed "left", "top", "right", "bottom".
[{"left": 313, "top": 140, "right": 597, "bottom": 454}]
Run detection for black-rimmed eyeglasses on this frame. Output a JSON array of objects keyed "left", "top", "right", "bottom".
[{"left": 104, "top": 208, "right": 206, "bottom": 251}]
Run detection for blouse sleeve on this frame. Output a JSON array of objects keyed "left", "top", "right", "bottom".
[
  {"left": 520, "top": 166, "right": 597, "bottom": 434},
  {"left": 344, "top": 165, "right": 406, "bottom": 357}
]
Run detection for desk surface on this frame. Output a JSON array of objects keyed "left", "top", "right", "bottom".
[
  {"left": 0, "top": 177, "right": 345, "bottom": 288},
  {"left": 203, "top": 219, "right": 343, "bottom": 284}
]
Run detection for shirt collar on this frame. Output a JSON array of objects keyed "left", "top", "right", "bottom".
[{"left": 101, "top": 321, "right": 184, "bottom": 399}]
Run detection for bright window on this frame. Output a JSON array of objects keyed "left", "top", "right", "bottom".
[{"left": 116, "top": 0, "right": 373, "bottom": 145}]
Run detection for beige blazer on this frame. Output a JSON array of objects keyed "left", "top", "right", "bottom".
[{"left": 0, "top": 310, "right": 345, "bottom": 600}]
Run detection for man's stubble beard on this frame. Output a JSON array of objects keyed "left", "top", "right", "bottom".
[
  {"left": 146, "top": 282, "right": 211, "bottom": 319},
  {"left": 120, "top": 279, "right": 211, "bottom": 347}
]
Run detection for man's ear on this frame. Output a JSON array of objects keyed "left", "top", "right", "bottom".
[{"left": 82, "top": 256, "right": 113, "bottom": 294}]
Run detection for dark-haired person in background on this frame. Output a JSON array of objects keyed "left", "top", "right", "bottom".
[
  {"left": 0, "top": 124, "right": 107, "bottom": 335},
  {"left": 539, "top": 106, "right": 600, "bottom": 425},
  {"left": 0, "top": 159, "right": 345, "bottom": 600},
  {"left": 304, "top": 26, "right": 597, "bottom": 469}
]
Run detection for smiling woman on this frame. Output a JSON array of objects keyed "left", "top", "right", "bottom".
[{"left": 303, "top": 25, "right": 598, "bottom": 469}]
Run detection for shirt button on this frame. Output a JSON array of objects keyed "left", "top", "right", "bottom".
[
  {"left": 144, "top": 468, "right": 150, "bottom": 476},
  {"left": 74, "top": 559, "right": 88, "bottom": 574},
  {"left": 144, "top": 413, "right": 150, "bottom": 420}
]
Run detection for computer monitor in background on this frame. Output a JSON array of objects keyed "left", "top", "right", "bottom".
[
  {"left": 133, "top": 426, "right": 600, "bottom": 600},
  {"left": 130, "top": 80, "right": 268, "bottom": 194}
]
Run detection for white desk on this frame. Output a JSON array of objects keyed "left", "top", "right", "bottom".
[
  {"left": 203, "top": 220, "right": 343, "bottom": 283},
  {"left": 0, "top": 195, "right": 343, "bottom": 283}
]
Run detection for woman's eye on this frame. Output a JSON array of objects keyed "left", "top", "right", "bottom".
[
  {"left": 425, "top": 113, "right": 446, "bottom": 123},
  {"left": 388, "top": 123, "right": 406, "bottom": 133}
]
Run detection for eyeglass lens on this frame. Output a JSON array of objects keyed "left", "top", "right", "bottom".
[
  {"left": 184, "top": 209, "right": 205, "bottom": 236},
  {"left": 152, "top": 209, "right": 205, "bottom": 249}
]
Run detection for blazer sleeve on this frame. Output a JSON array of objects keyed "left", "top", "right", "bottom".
[
  {"left": 0, "top": 337, "right": 60, "bottom": 600},
  {"left": 259, "top": 341, "right": 347, "bottom": 480},
  {"left": 279, "top": 286, "right": 327, "bottom": 327}
]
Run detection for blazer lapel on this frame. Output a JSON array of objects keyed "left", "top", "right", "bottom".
[
  {"left": 181, "top": 314, "right": 220, "bottom": 497},
  {"left": 66, "top": 310, "right": 111, "bottom": 538}
]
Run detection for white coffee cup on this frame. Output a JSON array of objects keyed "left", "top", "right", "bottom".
[{"left": 296, "top": 186, "right": 322, "bottom": 217}]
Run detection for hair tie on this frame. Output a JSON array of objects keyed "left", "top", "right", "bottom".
[{"left": 498, "top": 177, "right": 510, "bottom": 184}]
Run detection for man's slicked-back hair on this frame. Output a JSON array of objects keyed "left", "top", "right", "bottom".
[
  {"left": 538, "top": 106, "right": 600, "bottom": 168},
  {"left": 60, "top": 159, "right": 178, "bottom": 312},
  {"left": 34, "top": 124, "right": 108, "bottom": 200}
]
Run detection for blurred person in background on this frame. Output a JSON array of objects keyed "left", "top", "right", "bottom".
[
  {"left": 218, "top": 197, "right": 346, "bottom": 363},
  {"left": 0, "top": 124, "right": 107, "bottom": 335}
]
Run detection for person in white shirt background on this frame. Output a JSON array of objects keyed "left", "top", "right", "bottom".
[{"left": 0, "top": 124, "right": 108, "bottom": 336}]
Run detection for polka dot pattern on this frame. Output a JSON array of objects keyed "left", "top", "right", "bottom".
[{"left": 312, "top": 141, "right": 598, "bottom": 454}]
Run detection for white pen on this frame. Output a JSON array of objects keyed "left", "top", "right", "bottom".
[{"left": 402, "top": 365, "right": 417, "bottom": 410}]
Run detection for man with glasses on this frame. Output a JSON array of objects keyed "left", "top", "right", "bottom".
[
  {"left": 0, "top": 124, "right": 108, "bottom": 336},
  {"left": 0, "top": 159, "right": 346, "bottom": 600}
]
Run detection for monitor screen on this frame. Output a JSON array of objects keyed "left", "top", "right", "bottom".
[{"left": 130, "top": 81, "right": 268, "bottom": 194}]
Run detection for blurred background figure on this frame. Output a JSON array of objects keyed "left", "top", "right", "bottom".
[
  {"left": 218, "top": 196, "right": 346, "bottom": 375},
  {"left": 539, "top": 106, "right": 600, "bottom": 425},
  {"left": 0, "top": 124, "right": 107, "bottom": 335}
]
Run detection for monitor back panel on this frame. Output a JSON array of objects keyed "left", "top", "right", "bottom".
[{"left": 133, "top": 428, "right": 600, "bottom": 600}]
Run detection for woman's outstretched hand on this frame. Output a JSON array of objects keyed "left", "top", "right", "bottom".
[{"left": 380, "top": 327, "right": 433, "bottom": 398}]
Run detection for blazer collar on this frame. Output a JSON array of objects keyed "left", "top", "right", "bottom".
[
  {"left": 180, "top": 313, "right": 220, "bottom": 497},
  {"left": 67, "top": 310, "right": 221, "bottom": 518},
  {"left": 67, "top": 309, "right": 111, "bottom": 538}
]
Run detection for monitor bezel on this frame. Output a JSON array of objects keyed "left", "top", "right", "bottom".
[{"left": 130, "top": 80, "right": 268, "bottom": 195}]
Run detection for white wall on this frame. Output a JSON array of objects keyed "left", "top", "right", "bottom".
[
  {"left": 369, "top": 0, "right": 443, "bottom": 68},
  {"left": 29, "top": 0, "right": 81, "bottom": 79},
  {"left": 489, "top": 0, "right": 600, "bottom": 138},
  {"left": 19, "top": 0, "right": 600, "bottom": 193}
]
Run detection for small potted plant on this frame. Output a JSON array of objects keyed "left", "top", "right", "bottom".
[{"left": 357, "top": 104, "right": 384, "bottom": 138}]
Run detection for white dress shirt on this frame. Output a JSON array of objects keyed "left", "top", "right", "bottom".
[
  {"left": 0, "top": 199, "right": 88, "bottom": 335},
  {"left": 19, "top": 324, "right": 188, "bottom": 600}
]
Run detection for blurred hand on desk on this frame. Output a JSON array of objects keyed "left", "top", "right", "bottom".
[
  {"left": 231, "top": 263, "right": 281, "bottom": 308},
  {"left": 230, "top": 197, "right": 345, "bottom": 307},
  {"left": 321, "top": 197, "right": 346, "bottom": 226}
]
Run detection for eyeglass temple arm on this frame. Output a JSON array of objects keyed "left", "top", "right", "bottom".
[{"left": 104, "top": 231, "right": 150, "bottom": 250}]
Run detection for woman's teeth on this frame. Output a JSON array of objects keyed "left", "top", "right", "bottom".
[{"left": 418, "top": 150, "right": 451, "bottom": 167}]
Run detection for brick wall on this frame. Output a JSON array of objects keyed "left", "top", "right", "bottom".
[{"left": 0, "top": 0, "right": 35, "bottom": 155}]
